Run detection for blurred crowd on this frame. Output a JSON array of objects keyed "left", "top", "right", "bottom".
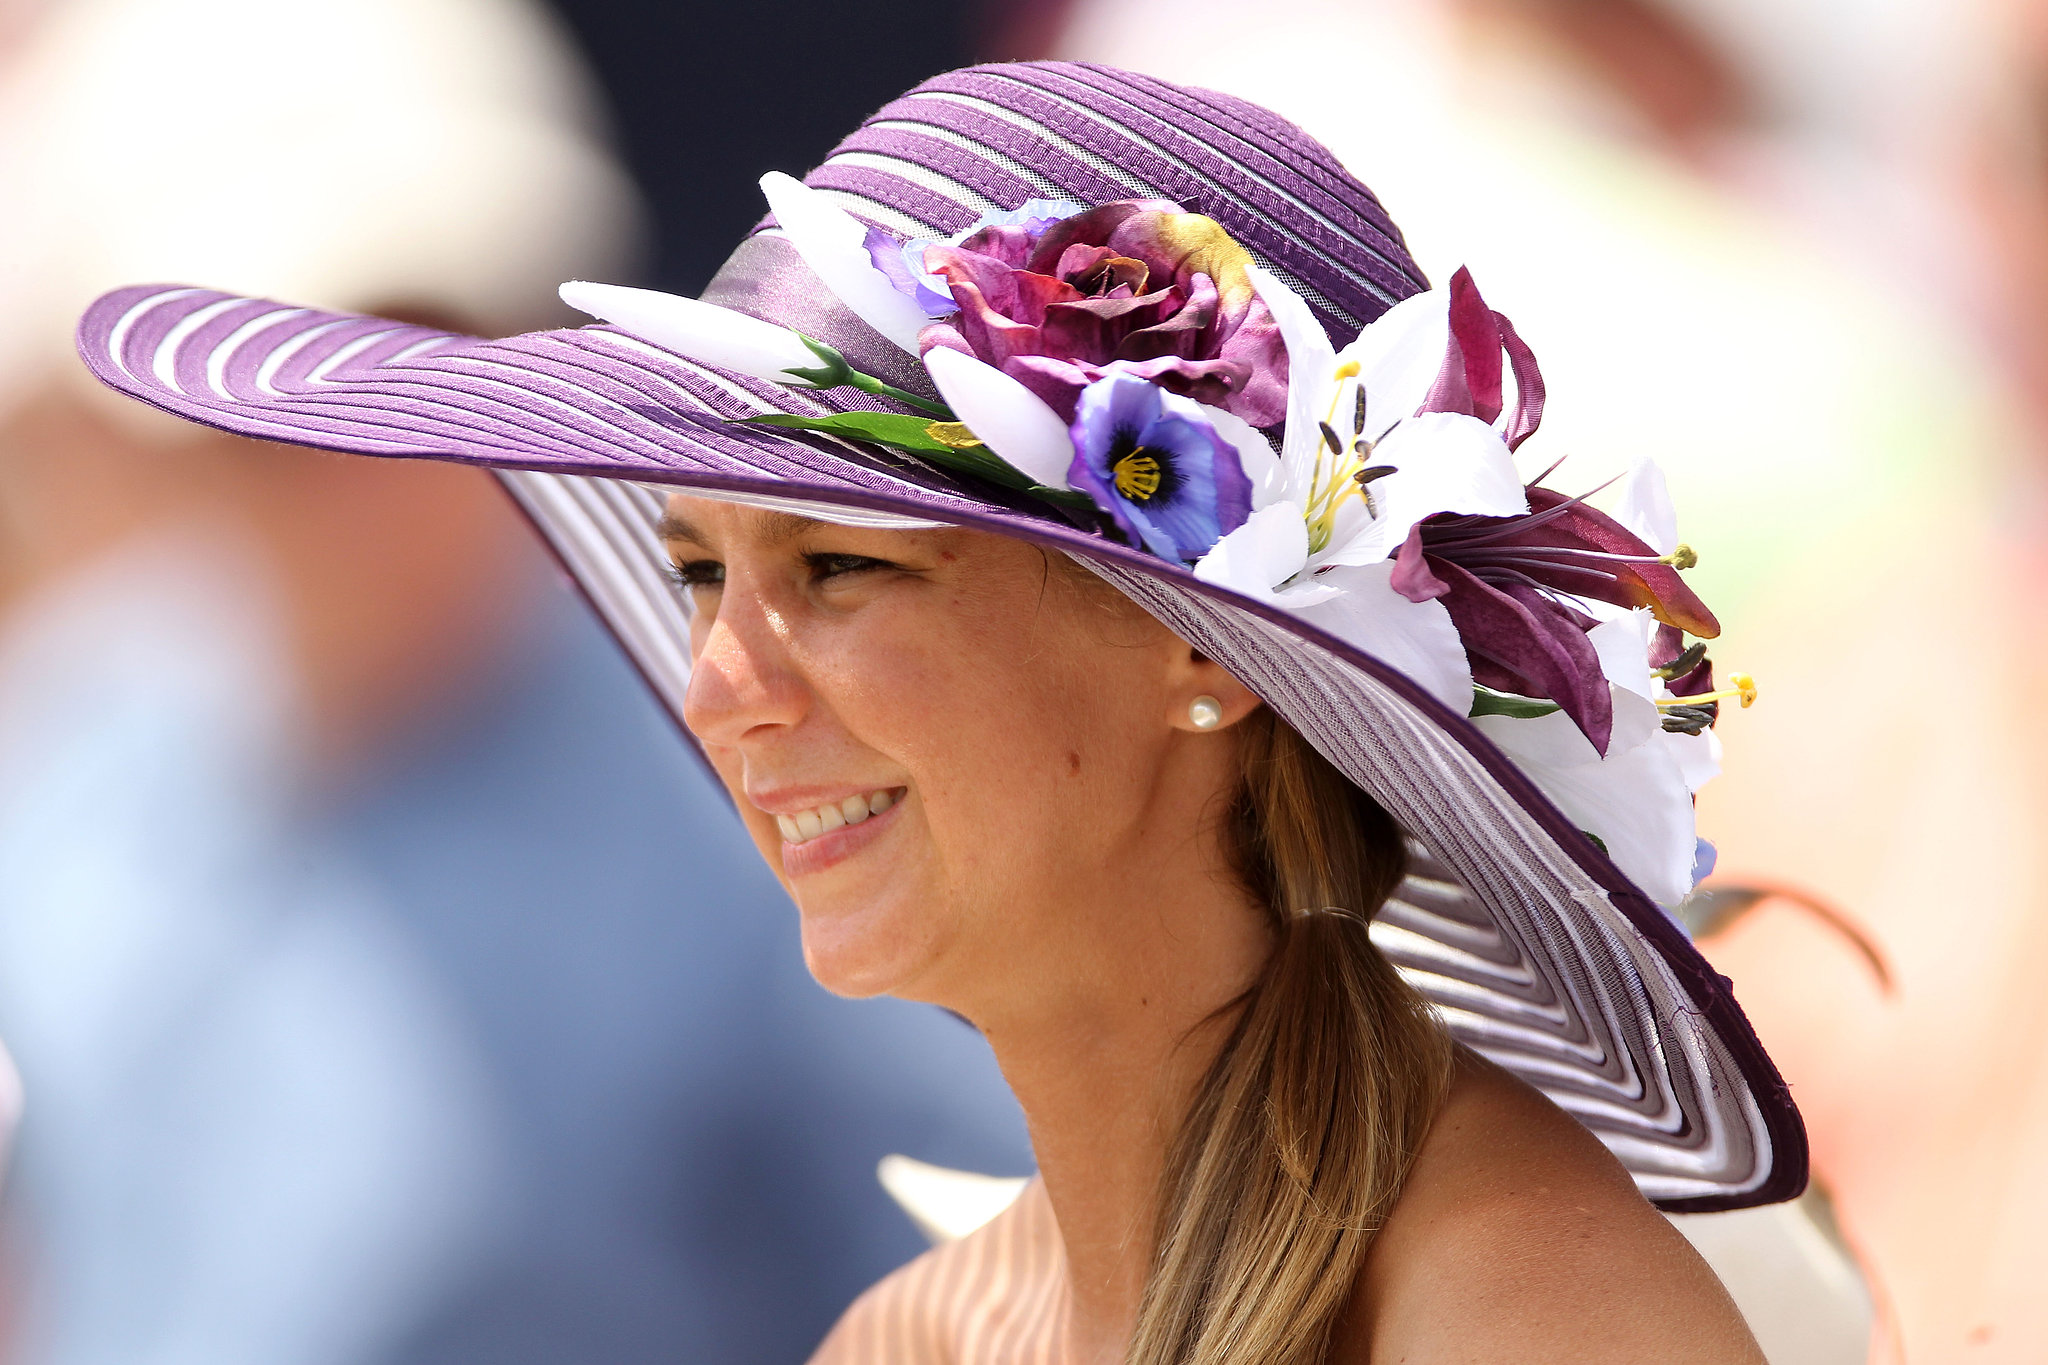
[
  {"left": 0, "top": 2, "right": 1029, "bottom": 1364},
  {"left": 2, "top": 1, "right": 2046, "bottom": 1363}
]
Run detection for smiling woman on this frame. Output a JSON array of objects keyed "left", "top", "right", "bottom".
[{"left": 75, "top": 60, "right": 1795, "bottom": 1364}]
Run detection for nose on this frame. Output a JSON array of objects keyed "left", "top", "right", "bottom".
[{"left": 682, "top": 576, "right": 811, "bottom": 748}]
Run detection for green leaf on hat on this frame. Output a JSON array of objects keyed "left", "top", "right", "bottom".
[
  {"left": 738, "top": 411, "right": 1092, "bottom": 509},
  {"left": 1468, "top": 686, "right": 1563, "bottom": 719}
]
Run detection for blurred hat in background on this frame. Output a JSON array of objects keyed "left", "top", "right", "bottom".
[{"left": 0, "top": 0, "right": 643, "bottom": 419}]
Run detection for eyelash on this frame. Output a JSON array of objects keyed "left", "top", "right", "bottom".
[
  {"left": 664, "top": 553, "right": 892, "bottom": 591},
  {"left": 667, "top": 560, "right": 724, "bottom": 589}
]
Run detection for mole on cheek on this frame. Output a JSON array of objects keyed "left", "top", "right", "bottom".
[{"left": 1066, "top": 751, "right": 1081, "bottom": 777}]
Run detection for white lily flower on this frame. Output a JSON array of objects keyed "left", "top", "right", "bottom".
[
  {"left": 759, "top": 172, "right": 935, "bottom": 354},
  {"left": 1664, "top": 727, "right": 1723, "bottom": 794},
  {"left": 1474, "top": 684, "right": 1699, "bottom": 907},
  {"left": 1193, "top": 266, "right": 1525, "bottom": 700},
  {"left": 560, "top": 281, "right": 818, "bottom": 381},
  {"left": 1614, "top": 453, "right": 1678, "bottom": 555},
  {"left": 1197, "top": 266, "right": 1527, "bottom": 604},
  {"left": 923, "top": 348, "right": 1074, "bottom": 490},
  {"left": 1292, "top": 563, "right": 1474, "bottom": 712},
  {"left": 1587, "top": 608, "right": 1658, "bottom": 702},
  {"left": 1196, "top": 503, "right": 1318, "bottom": 602},
  {"left": 1584, "top": 605, "right": 1720, "bottom": 789}
]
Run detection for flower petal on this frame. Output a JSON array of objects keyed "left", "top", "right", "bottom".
[
  {"left": 1334, "top": 286, "right": 1451, "bottom": 443},
  {"left": 1474, "top": 689, "right": 1699, "bottom": 908},
  {"left": 1317, "top": 413, "right": 1530, "bottom": 568},
  {"left": 759, "top": 172, "right": 935, "bottom": 354},
  {"left": 923, "top": 347, "right": 1074, "bottom": 490},
  {"left": 1517, "top": 488, "right": 1718, "bottom": 638},
  {"left": 1198, "top": 403, "right": 1284, "bottom": 509},
  {"left": 863, "top": 225, "right": 957, "bottom": 317},
  {"left": 1587, "top": 608, "right": 1655, "bottom": 700},
  {"left": 1494, "top": 308, "right": 1547, "bottom": 450},
  {"left": 559, "top": 281, "right": 816, "bottom": 380},
  {"left": 1246, "top": 262, "right": 1335, "bottom": 502},
  {"left": 1136, "top": 391, "right": 1256, "bottom": 557},
  {"left": 1614, "top": 454, "right": 1678, "bottom": 556},
  {"left": 1430, "top": 556, "right": 1614, "bottom": 754},
  {"left": 1390, "top": 524, "right": 1450, "bottom": 602},
  {"left": 1664, "top": 727, "right": 1722, "bottom": 793},
  {"left": 1195, "top": 501, "right": 1309, "bottom": 597},
  {"left": 1291, "top": 562, "right": 1474, "bottom": 712},
  {"left": 1421, "top": 267, "right": 1504, "bottom": 424}
]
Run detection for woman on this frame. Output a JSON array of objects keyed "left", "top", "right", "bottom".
[{"left": 79, "top": 61, "right": 1793, "bottom": 1362}]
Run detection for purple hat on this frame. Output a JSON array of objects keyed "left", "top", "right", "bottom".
[{"left": 76, "top": 61, "right": 1801, "bottom": 1210}]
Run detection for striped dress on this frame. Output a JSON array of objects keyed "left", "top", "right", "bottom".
[{"left": 809, "top": 1181, "right": 1071, "bottom": 1364}]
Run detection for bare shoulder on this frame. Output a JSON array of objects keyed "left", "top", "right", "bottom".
[
  {"left": 1334, "top": 1050, "right": 1764, "bottom": 1365},
  {"left": 807, "top": 1180, "right": 1061, "bottom": 1365},
  {"left": 806, "top": 1233, "right": 961, "bottom": 1365}
]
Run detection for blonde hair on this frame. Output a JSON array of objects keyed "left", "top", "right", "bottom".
[{"left": 1128, "top": 708, "right": 1454, "bottom": 1365}]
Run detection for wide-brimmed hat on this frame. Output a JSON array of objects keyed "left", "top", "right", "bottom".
[{"left": 76, "top": 60, "right": 1802, "bottom": 1211}]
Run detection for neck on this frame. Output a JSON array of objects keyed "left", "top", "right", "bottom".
[{"left": 969, "top": 875, "right": 1269, "bottom": 1363}]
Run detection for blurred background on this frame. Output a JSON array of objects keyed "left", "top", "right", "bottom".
[{"left": 1, "top": 0, "right": 2044, "bottom": 1363}]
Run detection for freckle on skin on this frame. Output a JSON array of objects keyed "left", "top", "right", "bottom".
[{"left": 1066, "top": 750, "right": 1081, "bottom": 776}]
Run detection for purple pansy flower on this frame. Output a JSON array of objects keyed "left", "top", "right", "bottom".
[{"left": 1068, "top": 374, "right": 1254, "bottom": 562}]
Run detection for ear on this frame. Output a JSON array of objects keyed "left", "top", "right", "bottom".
[{"left": 1165, "top": 645, "right": 1262, "bottom": 733}]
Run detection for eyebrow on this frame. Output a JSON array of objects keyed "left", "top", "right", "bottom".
[{"left": 654, "top": 507, "right": 823, "bottom": 549}]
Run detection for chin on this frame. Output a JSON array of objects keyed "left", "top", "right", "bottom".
[{"left": 794, "top": 884, "right": 950, "bottom": 1002}]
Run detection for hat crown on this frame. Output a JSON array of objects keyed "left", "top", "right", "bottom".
[{"left": 792, "top": 61, "right": 1428, "bottom": 342}]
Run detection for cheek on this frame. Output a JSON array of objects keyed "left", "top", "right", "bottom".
[
  {"left": 874, "top": 650, "right": 1165, "bottom": 873},
  {"left": 702, "top": 742, "right": 785, "bottom": 871}
]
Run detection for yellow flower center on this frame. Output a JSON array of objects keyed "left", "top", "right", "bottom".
[{"left": 1114, "top": 448, "right": 1164, "bottom": 501}]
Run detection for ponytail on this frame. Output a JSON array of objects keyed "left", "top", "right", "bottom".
[{"left": 1126, "top": 710, "right": 1453, "bottom": 1364}]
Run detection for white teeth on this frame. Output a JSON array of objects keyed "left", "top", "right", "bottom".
[{"left": 773, "top": 790, "right": 902, "bottom": 845}]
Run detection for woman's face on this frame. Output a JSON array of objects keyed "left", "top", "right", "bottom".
[{"left": 663, "top": 496, "right": 1258, "bottom": 1015}]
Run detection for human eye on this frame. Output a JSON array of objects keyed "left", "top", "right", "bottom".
[
  {"left": 804, "top": 552, "right": 895, "bottom": 585},
  {"left": 666, "top": 559, "right": 725, "bottom": 591}
]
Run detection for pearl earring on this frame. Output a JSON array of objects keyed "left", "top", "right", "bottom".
[{"left": 1189, "top": 695, "right": 1224, "bottom": 731}]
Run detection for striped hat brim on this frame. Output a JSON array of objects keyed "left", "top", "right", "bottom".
[{"left": 77, "top": 279, "right": 1804, "bottom": 1211}]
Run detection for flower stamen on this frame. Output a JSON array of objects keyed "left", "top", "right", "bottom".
[
  {"left": 1660, "top": 544, "right": 1698, "bottom": 569},
  {"left": 1301, "top": 371, "right": 1377, "bottom": 550},
  {"left": 1661, "top": 673, "right": 1757, "bottom": 709},
  {"left": 1651, "top": 642, "right": 1708, "bottom": 680},
  {"left": 1113, "top": 447, "right": 1165, "bottom": 501}
]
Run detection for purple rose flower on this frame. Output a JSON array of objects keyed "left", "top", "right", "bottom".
[
  {"left": 1068, "top": 374, "right": 1254, "bottom": 562},
  {"left": 916, "top": 200, "right": 1290, "bottom": 428},
  {"left": 864, "top": 200, "right": 1087, "bottom": 319}
]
